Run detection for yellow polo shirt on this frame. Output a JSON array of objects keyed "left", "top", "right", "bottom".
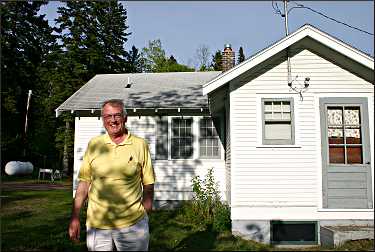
[{"left": 78, "top": 132, "right": 155, "bottom": 229}]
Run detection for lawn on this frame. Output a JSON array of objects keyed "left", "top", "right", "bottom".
[{"left": 1, "top": 178, "right": 373, "bottom": 251}]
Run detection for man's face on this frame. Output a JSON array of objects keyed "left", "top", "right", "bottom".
[{"left": 102, "top": 104, "right": 127, "bottom": 137}]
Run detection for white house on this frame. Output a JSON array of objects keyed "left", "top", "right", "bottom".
[
  {"left": 55, "top": 71, "right": 227, "bottom": 207},
  {"left": 202, "top": 24, "right": 374, "bottom": 245},
  {"left": 56, "top": 24, "right": 374, "bottom": 245}
]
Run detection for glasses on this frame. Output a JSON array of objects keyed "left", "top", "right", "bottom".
[{"left": 102, "top": 113, "right": 124, "bottom": 121}]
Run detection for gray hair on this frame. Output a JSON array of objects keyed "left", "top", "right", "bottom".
[{"left": 101, "top": 99, "right": 127, "bottom": 115}]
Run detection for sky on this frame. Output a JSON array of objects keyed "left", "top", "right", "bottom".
[{"left": 40, "top": 1, "right": 374, "bottom": 68}]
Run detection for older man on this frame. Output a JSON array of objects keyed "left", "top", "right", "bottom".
[{"left": 68, "top": 99, "right": 155, "bottom": 251}]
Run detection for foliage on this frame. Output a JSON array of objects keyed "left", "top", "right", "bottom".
[
  {"left": 140, "top": 39, "right": 194, "bottom": 72},
  {"left": 211, "top": 50, "right": 223, "bottom": 71},
  {"left": 238, "top": 46, "right": 246, "bottom": 64},
  {"left": 1, "top": 1, "right": 58, "bottom": 166},
  {"left": 1, "top": 0, "right": 139, "bottom": 174},
  {"left": 190, "top": 168, "right": 231, "bottom": 232},
  {"left": 56, "top": 1, "right": 132, "bottom": 76}
]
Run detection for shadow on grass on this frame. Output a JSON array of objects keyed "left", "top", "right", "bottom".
[
  {"left": 174, "top": 226, "right": 218, "bottom": 251},
  {"left": 2, "top": 215, "right": 87, "bottom": 252}
]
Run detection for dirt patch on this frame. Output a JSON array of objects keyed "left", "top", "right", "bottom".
[{"left": 1, "top": 181, "right": 71, "bottom": 191}]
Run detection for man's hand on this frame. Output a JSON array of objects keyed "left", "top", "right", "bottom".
[
  {"left": 68, "top": 181, "right": 89, "bottom": 243},
  {"left": 68, "top": 216, "right": 81, "bottom": 242}
]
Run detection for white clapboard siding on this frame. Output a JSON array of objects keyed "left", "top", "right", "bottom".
[
  {"left": 229, "top": 48, "right": 374, "bottom": 209},
  {"left": 73, "top": 116, "right": 226, "bottom": 201}
]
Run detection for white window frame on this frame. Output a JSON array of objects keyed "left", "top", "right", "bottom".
[{"left": 261, "top": 98, "right": 295, "bottom": 145}]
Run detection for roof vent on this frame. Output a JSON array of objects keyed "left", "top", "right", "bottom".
[{"left": 125, "top": 76, "right": 132, "bottom": 88}]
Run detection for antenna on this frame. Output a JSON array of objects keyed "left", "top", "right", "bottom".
[{"left": 281, "top": 0, "right": 311, "bottom": 100}]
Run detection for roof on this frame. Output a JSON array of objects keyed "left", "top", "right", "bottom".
[
  {"left": 203, "top": 24, "right": 374, "bottom": 95},
  {"left": 56, "top": 71, "right": 221, "bottom": 116}
]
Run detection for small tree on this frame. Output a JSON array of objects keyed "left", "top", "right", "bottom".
[
  {"left": 195, "top": 44, "right": 211, "bottom": 71},
  {"left": 238, "top": 46, "right": 245, "bottom": 64},
  {"left": 211, "top": 50, "right": 223, "bottom": 71},
  {"left": 191, "top": 168, "right": 231, "bottom": 232}
]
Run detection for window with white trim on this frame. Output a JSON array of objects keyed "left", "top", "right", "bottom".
[
  {"left": 171, "top": 118, "right": 193, "bottom": 159},
  {"left": 199, "top": 117, "right": 221, "bottom": 159},
  {"left": 262, "top": 98, "right": 295, "bottom": 145}
]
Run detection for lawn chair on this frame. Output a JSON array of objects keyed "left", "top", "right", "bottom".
[
  {"left": 52, "top": 170, "right": 62, "bottom": 181},
  {"left": 38, "top": 168, "right": 54, "bottom": 182}
]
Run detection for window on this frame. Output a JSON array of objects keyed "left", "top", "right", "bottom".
[
  {"left": 262, "top": 98, "right": 294, "bottom": 145},
  {"left": 199, "top": 117, "right": 221, "bottom": 159},
  {"left": 327, "top": 106, "right": 363, "bottom": 164},
  {"left": 156, "top": 117, "right": 168, "bottom": 160},
  {"left": 271, "top": 221, "right": 318, "bottom": 245},
  {"left": 171, "top": 118, "right": 193, "bottom": 159}
]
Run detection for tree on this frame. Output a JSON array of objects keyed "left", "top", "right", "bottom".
[
  {"left": 125, "top": 45, "right": 143, "bottom": 73},
  {"left": 211, "top": 50, "right": 223, "bottom": 71},
  {"left": 140, "top": 39, "right": 194, "bottom": 72},
  {"left": 195, "top": 44, "right": 211, "bottom": 71},
  {"left": 1, "top": 1, "right": 57, "bottom": 165},
  {"left": 238, "top": 46, "right": 245, "bottom": 64},
  {"left": 56, "top": 1, "right": 132, "bottom": 77}
]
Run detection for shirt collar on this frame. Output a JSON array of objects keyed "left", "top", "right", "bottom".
[{"left": 104, "top": 132, "right": 133, "bottom": 146}]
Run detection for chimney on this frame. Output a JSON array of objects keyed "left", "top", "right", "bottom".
[{"left": 222, "top": 44, "right": 235, "bottom": 72}]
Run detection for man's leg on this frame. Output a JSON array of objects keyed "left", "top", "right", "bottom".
[
  {"left": 112, "top": 215, "right": 150, "bottom": 251},
  {"left": 86, "top": 227, "right": 114, "bottom": 251}
]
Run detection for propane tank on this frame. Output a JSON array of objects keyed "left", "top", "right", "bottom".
[{"left": 5, "top": 161, "right": 34, "bottom": 176}]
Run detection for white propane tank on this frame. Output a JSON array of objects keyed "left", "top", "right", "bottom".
[{"left": 5, "top": 161, "right": 34, "bottom": 176}]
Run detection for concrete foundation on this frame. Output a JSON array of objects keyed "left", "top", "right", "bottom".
[
  {"left": 320, "top": 220, "right": 374, "bottom": 248},
  {"left": 232, "top": 219, "right": 374, "bottom": 247},
  {"left": 232, "top": 220, "right": 271, "bottom": 244}
]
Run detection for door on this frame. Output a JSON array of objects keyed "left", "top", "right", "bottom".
[{"left": 320, "top": 97, "right": 372, "bottom": 209}]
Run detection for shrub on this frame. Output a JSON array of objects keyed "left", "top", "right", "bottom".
[{"left": 190, "top": 167, "right": 231, "bottom": 232}]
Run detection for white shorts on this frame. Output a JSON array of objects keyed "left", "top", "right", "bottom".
[{"left": 86, "top": 215, "right": 149, "bottom": 251}]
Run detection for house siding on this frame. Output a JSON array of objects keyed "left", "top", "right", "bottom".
[
  {"left": 225, "top": 91, "right": 231, "bottom": 205},
  {"left": 229, "top": 49, "right": 374, "bottom": 219},
  {"left": 73, "top": 116, "right": 226, "bottom": 201}
]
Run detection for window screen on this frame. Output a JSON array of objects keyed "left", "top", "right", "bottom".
[{"left": 262, "top": 99, "right": 294, "bottom": 145}]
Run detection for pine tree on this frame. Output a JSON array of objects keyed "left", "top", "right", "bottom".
[
  {"left": 56, "top": 0, "right": 131, "bottom": 78},
  {"left": 238, "top": 46, "right": 245, "bottom": 64},
  {"left": 1, "top": 1, "right": 57, "bottom": 164},
  {"left": 211, "top": 50, "right": 223, "bottom": 71}
]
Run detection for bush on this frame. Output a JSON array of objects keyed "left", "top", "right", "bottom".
[{"left": 190, "top": 168, "right": 231, "bottom": 232}]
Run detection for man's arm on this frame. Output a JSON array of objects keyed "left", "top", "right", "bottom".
[
  {"left": 142, "top": 184, "right": 154, "bottom": 213},
  {"left": 68, "top": 181, "right": 90, "bottom": 242}
]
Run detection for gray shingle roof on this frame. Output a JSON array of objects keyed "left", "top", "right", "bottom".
[{"left": 56, "top": 71, "right": 221, "bottom": 114}]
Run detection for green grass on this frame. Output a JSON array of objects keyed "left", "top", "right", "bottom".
[{"left": 1, "top": 182, "right": 373, "bottom": 251}]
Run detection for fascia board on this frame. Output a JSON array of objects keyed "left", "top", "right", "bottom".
[
  {"left": 203, "top": 25, "right": 374, "bottom": 95},
  {"left": 307, "top": 28, "right": 374, "bottom": 70}
]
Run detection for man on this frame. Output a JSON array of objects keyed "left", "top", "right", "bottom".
[{"left": 68, "top": 99, "right": 155, "bottom": 251}]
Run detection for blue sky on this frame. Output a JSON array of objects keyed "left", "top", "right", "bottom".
[{"left": 41, "top": 1, "right": 374, "bottom": 68}]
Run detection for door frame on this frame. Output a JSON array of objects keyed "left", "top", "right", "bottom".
[{"left": 319, "top": 97, "right": 372, "bottom": 209}]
